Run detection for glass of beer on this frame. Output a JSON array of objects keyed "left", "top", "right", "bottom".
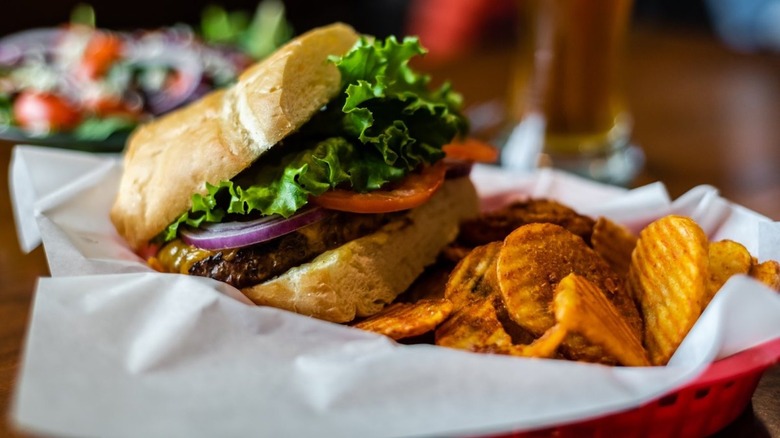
[{"left": 502, "top": 0, "right": 643, "bottom": 185}]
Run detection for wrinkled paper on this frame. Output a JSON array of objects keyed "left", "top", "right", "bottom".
[{"left": 9, "top": 145, "right": 780, "bottom": 437}]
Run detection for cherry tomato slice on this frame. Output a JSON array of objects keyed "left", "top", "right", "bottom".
[
  {"left": 13, "top": 92, "right": 82, "bottom": 132},
  {"left": 443, "top": 138, "right": 499, "bottom": 163},
  {"left": 78, "top": 31, "right": 124, "bottom": 79},
  {"left": 83, "top": 95, "right": 142, "bottom": 120},
  {"left": 311, "top": 161, "right": 447, "bottom": 213}
]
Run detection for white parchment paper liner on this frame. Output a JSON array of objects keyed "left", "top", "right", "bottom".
[{"left": 9, "top": 145, "right": 780, "bottom": 437}]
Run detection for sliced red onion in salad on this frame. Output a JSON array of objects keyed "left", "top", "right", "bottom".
[
  {"left": 180, "top": 205, "right": 332, "bottom": 250},
  {"left": 0, "top": 28, "right": 65, "bottom": 65},
  {"left": 124, "top": 36, "right": 205, "bottom": 115}
]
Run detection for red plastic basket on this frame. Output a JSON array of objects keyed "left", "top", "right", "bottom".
[{"left": 496, "top": 337, "right": 780, "bottom": 438}]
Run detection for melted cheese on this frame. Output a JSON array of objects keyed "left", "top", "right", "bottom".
[{"left": 156, "top": 240, "right": 218, "bottom": 274}]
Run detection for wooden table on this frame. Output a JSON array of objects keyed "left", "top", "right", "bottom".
[{"left": 1, "top": 25, "right": 779, "bottom": 436}]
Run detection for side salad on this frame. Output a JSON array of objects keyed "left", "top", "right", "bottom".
[{"left": 0, "top": 1, "right": 291, "bottom": 141}]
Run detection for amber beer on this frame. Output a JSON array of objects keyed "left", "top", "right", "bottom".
[{"left": 508, "top": 0, "right": 638, "bottom": 182}]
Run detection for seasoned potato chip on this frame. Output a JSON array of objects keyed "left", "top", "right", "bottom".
[
  {"left": 444, "top": 242, "right": 502, "bottom": 311},
  {"left": 627, "top": 215, "right": 709, "bottom": 365},
  {"left": 435, "top": 298, "right": 517, "bottom": 354},
  {"left": 706, "top": 240, "right": 752, "bottom": 304},
  {"left": 554, "top": 274, "right": 650, "bottom": 366},
  {"left": 435, "top": 297, "right": 564, "bottom": 358},
  {"left": 353, "top": 299, "right": 453, "bottom": 340},
  {"left": 514, "top": 324, "right": 568, "bottom": 358},
  {"left": 497, "top": 223, "right": 642, "bottom": 362},
  {"left": 494, "top": 295, "right": 538, "bottom": 346},
  {"left": 591, "top": 217, "right": 637, "bottom": 277},
  {"left": 497, "top": 223, "right": 642, "bottom": 336},
  {"left": 749, "top": 259, "right": 780, "bottom": 292},
  {"left": 457, "top": 199, "right": 596, "bottom": 248}
]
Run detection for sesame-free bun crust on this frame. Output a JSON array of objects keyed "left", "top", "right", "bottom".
[
  {"left": 241, "top": 177, "right": 479, "bottom": 323},
  {"left": 111, "top": 23, "right": 359, "bottom": 250}
]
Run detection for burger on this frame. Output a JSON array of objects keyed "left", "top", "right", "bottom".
[{"left": 110, "top": 23, "right": 479, "bottom": 323}]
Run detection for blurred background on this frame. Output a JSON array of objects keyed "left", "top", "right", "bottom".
[
  {"left": 2, "top": 0, "right": 779, "bottom": 52},
  {"left": 2, "top": 0, "right": 779, "bottom": 53}
]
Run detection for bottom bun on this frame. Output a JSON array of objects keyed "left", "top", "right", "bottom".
[{"left": 240, "top": 177, "right": 479, "bottom": 322}]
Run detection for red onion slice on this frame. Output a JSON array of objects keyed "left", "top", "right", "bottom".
[
  {"left": 124, "top": 35, "right": 204, "bottom": 115},
  {"left": 180, "top": 206, "right": 332, "bottom": 250},
  {"left": 0, "top": 28, "right": 64, "bottom": 65}
]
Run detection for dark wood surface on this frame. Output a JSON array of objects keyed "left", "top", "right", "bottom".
[{"left": 1, "top": 25, "right": 778, "bottom": 436}]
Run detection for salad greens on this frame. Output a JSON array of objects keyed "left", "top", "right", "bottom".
[
  {"left": 160, "top": 36, "right": 467, "bottom": 242},
  {"left": 69, "top": 3, "right": 96, "bottom": 27},
  {"left": 74, "top": 116, "right": 139, "bottom": 141},
  {"left": 201, "top": 0, "right": 294, "bottom": 60},
  {"left": 0, "top": 95, "right": 11, "bottom": 129}
]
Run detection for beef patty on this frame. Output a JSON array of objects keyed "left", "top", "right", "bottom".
[{"left": 155, "top": 212, "right": 397, "bottom": 289}]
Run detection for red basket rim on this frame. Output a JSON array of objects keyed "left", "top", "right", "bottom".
[
  {"left": 691, "top": 337, "right": 780, "bottom": 385},
  {"left": 494, "top": 338, "right": 780, "bottom": 437}
]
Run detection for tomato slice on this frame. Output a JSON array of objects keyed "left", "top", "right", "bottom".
[
  {"left": 311, "top": 161, "right": 447, "bottom": 213},
  {"left": 443, "top": 138, "right": 499, "bottom": 163},
  {"left": 78, "top": 31, "right": 124, "bottom": 79},
  {"left": 83, "top": 95, "right": 142, "bottom": 119},
  {"left": 13, "top": 92, "right": 82, "bottom": 132}
]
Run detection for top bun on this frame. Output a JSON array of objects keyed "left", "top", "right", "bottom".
[{"left": 111, "top": 23, "right": 360, "bottom": 250}]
